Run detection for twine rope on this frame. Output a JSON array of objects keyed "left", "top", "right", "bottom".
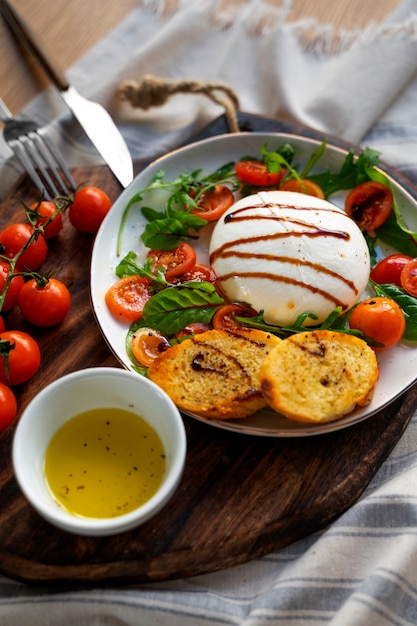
[{"left": 117, "top": 74, "right": 241, "bottom": 133}]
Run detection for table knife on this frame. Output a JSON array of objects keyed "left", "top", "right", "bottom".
[{"left": 0, "top": 0, "right": 134, "bottom": 188}]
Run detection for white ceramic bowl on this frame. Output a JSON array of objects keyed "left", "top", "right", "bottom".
[{"left": 12, "top": 367, "right": 187, "bottom": 536}]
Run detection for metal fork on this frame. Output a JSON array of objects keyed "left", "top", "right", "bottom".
[{"left": 0, "top": 98, "right": 76, "bottom": 199}]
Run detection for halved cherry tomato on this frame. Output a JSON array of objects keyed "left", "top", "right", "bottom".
[
  {"left": 400, "top": 258, "right": 417, "bottom": 297},
  {"left": 31, "top": 200, "right": 64, "bottom": 239},
  {"left": 235, "top": 160, "right": 285, "bottom": 187},
  {"left": 0, "top": 223, "right": 47, "bottom": 271},
  {"left": 279, "top": 178, "right": 325, "bottom": 199},
  {"left": 18, "top": 277, "right": 71, "bottom": 327},
  {"left": 212, "top": 303, "right": 258, "bottom": 330},
  {"left": 349, "top": 296, "right": 405, "bottom": 350},
  {"left": 0, "top": 330, "right": 41, "bottom": 385},
  {"left": 147, "top": 242, "right": 197, "bottom": 281},
  {"left": 68, "top": 186, "right": 112, "bottom": 233},
  {"left": 345, "top": 181, "right": 393, "bottom": 231},
  {"left": 178, "top": 263, "right": 217, "bottom": 284},
  {"left": 175, "top": 322, "right": 211, "bottom": 339},
  {"left": 190, "top": 185, "right": 234, "bottom": 221},
  {"left": 130, "top": 327, "right": 170, "bottom": 367},
  {"left": 0, "top": 382, "right": 17, "bottom": 431},
  {"left": 0, "top": 261, "right": 24, "bottom": 312},
  {"left": 370, "top": 254, "right": 412, "bottom": 287},
  {"left": 105, "top": 275, "right": 151, "bottom": 322}
]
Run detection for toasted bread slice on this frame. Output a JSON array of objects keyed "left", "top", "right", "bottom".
[
  {"left": 260, "top": 330, "right": 379, "bottom": 424},
  {"left": 148, "top": 328, "right": 281, "bottom": 419}
]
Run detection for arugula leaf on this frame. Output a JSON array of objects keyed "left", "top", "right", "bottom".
[
  {"left": 301, "top": 140, "right": 328, "bottom": 177},
  {"left": 142, "top": 281, "right": 224, "bottom": 335},
  {"left": 235, "top": 307, "right": 367, "bottom": 340},
  {"left": 261, "top": 143, "right": 302, "bottom": 181},
  {"left": 309, "top": 146, "right": 381, "bottom": 197},
  {"left": 115, "top": 252, "right": 167, "bottom": 288},
  {"left": 117, "top": 163, "right": 239, "bottom": 255}
]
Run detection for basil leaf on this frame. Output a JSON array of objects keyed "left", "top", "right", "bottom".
[{"left": 142, "top": 282, "right": 224, "bottom": 335}]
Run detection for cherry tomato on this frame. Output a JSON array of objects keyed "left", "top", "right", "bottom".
[
  {"left": 400, "top": 258, "right": 417, "bottom": 297},
  {"left": 130, "top": 327, "right": 170, "bottom": 367},
  {"left": 0, "top": 330, "right": 41, "bottom": 385},
  {"left": 105, "top": 275, "right": 152, "bottom": 322},
  {"left": 212, "top": 303, "right": 258, "bottom": 331},
  {"left": 0, "top": 383, "right": 17, "bottom": 431},
  {"left": 190, "top": 185, "right": 234, "bottom": 221},
  {"left": 370, "top": 254, "right": 412, "bottom": 287},
  {"left": 0, "top": 261, "right": 24, "bottom": 312},
  {"left": 0, "top": 316, "right": 4, "bottom": 333},
  {"left": 178, "top": 263, "right": 217, "bottom": 284},
  {"left": 18, "top": 277, "right": 71, "bottom": 327},
  {"left": 279, "top": 178, "right": 325, "bottom": 199},
  {"left": 0, "top": 223, "right": 47, "bottom": 271},
  {"left": 349, "top": 296, "right": 405, "bottom": 350},
  {"left": 235, "top": 160, "right": 285, "bottom": 187},
  {"left": 345, "top": 181, "right": 393, "bottom": 231},
  {"left": 147, "top": 242, "right": 197, "bottom": 282},
  {"left": 68, "top": 186, "right": 112, "bottom": 233},
  {"left": 31, "top": 200, "right": 64, "bottom": 239}
]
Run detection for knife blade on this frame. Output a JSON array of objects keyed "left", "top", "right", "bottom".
[{"left": 0, "top": 0, "right": 134, "bottom": 188}]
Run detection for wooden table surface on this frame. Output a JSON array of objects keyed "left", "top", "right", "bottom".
[{"left": 0, "top": 0, "right": 399, "bottom": 115}]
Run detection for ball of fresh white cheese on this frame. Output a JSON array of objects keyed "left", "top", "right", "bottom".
[{"left": 209, "top": 190, "right": 370, "bottom": 326}]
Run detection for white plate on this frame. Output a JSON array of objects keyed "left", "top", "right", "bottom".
[{"left": 90, "top": 132, "right": 417, "bottom": 437}]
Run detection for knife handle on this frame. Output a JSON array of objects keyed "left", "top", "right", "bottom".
[{"left": 0, "top": 0, "right": 70, "bottom": 92}]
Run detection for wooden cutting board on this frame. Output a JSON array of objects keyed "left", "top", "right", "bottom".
[{"left": 0, "top": 112, "right": 416, "bottom": 586}]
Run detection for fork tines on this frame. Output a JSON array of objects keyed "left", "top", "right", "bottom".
[{"left": 9, "top": 129, "right": 76, "bottom": 200}]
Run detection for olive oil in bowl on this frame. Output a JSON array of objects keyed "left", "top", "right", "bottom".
[{"left": 44, "top": 407, "right": 166, "bottom": 519}]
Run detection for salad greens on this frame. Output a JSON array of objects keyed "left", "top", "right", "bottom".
[
  {"left": 118, "top": 140, "right": 417, "bottom": 258},
  {"left": 115, "top": 139, "right": 417, "bottom": 359},
  {"left": 117, "top": 162, "right": 238, "bottom": 255}
]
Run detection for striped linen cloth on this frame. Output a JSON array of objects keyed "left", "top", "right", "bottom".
[{"left": 1, "top": 1, "right": 417, "bottom": 624}]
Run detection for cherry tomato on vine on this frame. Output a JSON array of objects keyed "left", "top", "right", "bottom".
[
  {"left": 235, "top": 160, "right": 286, "bottom": 187},
  {"left": 18, "top": 277, "right": 71, "bottom": 327},
  {"left": 68, "top": 186, "right": 112, "bottom": 233},
  {"left": 0, "top": 330, "right": 41, "bottom": 386},
  {"left": 279, "top": 178, "right": 325, "bottom": 199},
  {"left": 147, "top": 242, "right": 197, "bottom": 281},
  {"left": 190, "top": 185, "right": 234, "bottom": 221},
  {"left": 345, "top": 180, "right": 393, "bottom": 231},
  {"left": 212, "top": 303, "right": 258, "bottom": 331},
  {"left": 0, "top": 261, "right": 24, "bottom": 312},
  {"left": 105, "top": 275, "right": 152, "bottom": 322},
  {"left": 0, "top": 382, "right": 17, "bottom": 431},
  {"left": 130, "top": 327, "right": 170, "bottom": 367},
  {"left": 349, "top": 296, "right": 405, "bottom": 350},
  {"left": 400, "top": 258, "right": 417, "bottom": 297},
  {"left": 31, "top": 200, "right": 64, "bottom": 239},
  {"left": 0, "top": 223, "right": 47, "bottom": 271},
  {"left": 370, "top": 253, "right": 412, "bottom": 287}
]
